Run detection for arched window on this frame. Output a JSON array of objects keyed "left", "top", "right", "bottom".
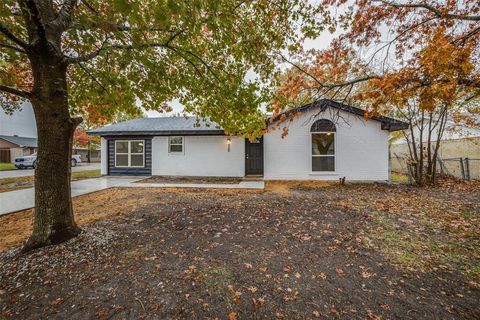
[{"left": 311, "top": 119, "right": 335, "bottom": 172}]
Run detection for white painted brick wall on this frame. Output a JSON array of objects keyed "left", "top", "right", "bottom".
[
  {"left": 100, "top": 137, "right": 108, "bottom": 175},
  {"left": 264, "top": 107, "right": 389, "bottom": 181},
  {"left": 152, "top": 136, "right": 245, "bottom": 177}
]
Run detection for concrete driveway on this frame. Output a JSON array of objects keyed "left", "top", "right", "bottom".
[
  {"left": 0, "top": 163, "right": 100, "bottom": 179},
  {"left": 0, "top": 176, "right": 141, "bottom": 215}
]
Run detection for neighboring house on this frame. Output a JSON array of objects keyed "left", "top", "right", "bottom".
[
  {"left": 0, "top": 135, "right": 37, "bottom": 163},
  {"left": 0, "top": 102, "right": 101, "bottom": 163},
  {"left": 0, "top": 102, "right": 37, "bottom": 162},
  {"left": 88, "top": 99, "right": 408, "bottom": 181}
]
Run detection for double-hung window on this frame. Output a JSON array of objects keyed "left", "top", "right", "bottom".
[
  {"left": 311, "top": 119, "right": 336, "bottom": 172},
  {"left": 168, "top": 136, "right": 184, "bottom": 153},
  {"left": 115, "top": 140, "right": 144, "bottom": 167}
]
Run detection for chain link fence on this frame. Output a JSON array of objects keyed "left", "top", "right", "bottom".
[{"left": 391, "top": 154, "right": 480, "bottom": 181}]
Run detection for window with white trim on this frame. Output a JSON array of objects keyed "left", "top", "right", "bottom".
[
  {"left": 168, "top": 136, "right": 183, "bottom": 153},
  {"left": 115, "top": 140, "right": 144, "bottom": 167},
  {"left": 311, "top": 119, "right": 335, "bottom": 172}
]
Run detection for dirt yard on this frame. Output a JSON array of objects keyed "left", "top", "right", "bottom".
[{"left": 0, "top": 181, "right": 479, "bottom": 319}]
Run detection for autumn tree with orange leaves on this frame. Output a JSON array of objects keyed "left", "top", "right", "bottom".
[{"left": 276, "top": 0, "right": 480, "bottom": 185}]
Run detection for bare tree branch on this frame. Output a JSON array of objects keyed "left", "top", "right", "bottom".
[
  {"left": 277, "top": 52, "right": 323, "bottom": 86},
  {"left": 453, "top": 26, "right": 480, "bottom": 45},
  {"left": 78, "top": 62, "right": 107, "bottom": 92},
  {"left": 373, "top": 0, "right": 480, "bottom": 21},
  {"left": 0, "top": 85, "right": 31, "bottom": 99},
  {"left": 66, "top": 27, "right": 186, "bottom": 65},
  {"left": 321, "top": 76, "right": 379, "bottom": 89},
  {"left": 19, "top": 0, "right": 48, "bottom": 46},
  {"left": 278, "top": 52, "right": 379, "bottom": 92},
  {"left": 168, "top": 44, "right": 220, "bottom": 80},
  {"left": 458, "top": 77, "right": 480, "bottom": 88},
  {"left": 65, "top": 46, "right": 103, "bottom": 63},
  {"left": 366, "top": 17, "right": 436, "bottom": 68},
  {"left": 0, "top": 22, "right": 29, "bottom": 49},
  {"left": 0, "top": 42, "right": 27, "bottom": 53},
  {"left": 162, "top": 45, "right": 206, "bottom": 79},
  {"left": 53, "top": 0, "right": 78, "bottom": 30},
  {"left": 64, "top": 35, "right": 110, "bottom": 64},
  {"left": 80, "top": 0, "right": 98, "bottom": 15}
]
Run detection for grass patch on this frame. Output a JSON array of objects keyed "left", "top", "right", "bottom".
[
  {"left": 365, "top": 209, "right": 480, "bottom": 278},
  {"left": 265, "top": 180, "right": 338, "bottom": 193},
  {"left": 71, "top": 169, "right": 101, "bottom": 180},
  {"left": 0, "top": 169, "right": 101, "bottom": 193},
  {"left": 0, "top": 163, "right": 16, "bottom": 171},
  {"left": 198, "top": 262, "right": 241, "bottom": 306},
  {"left": 390, "top": 172, "right": 409, "bottom": 183}
]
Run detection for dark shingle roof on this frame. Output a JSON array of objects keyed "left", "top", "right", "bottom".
[
  {"left": 271, "top": 99, "right": 409, "bottom": 132},
  {"left": 88, "top": 99, "right": 409, "bottom": 136},
  {"left": 0, "top": 135, "right": 37, "bottom": 147},
  {"left": 87, "top": 117, "right": 224, "bottom": 136}
]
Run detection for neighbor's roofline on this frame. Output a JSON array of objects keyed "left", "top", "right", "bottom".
[
  {"left": 269, "top": 99, "right": 409, "bottom": 132},
  {"left": 0, "top": 135, "right": 38, "bottom": 147}
]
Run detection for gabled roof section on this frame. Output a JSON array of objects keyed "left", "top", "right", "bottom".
[
  {"left": 270, "top": 99, "right": 409, "bottom": 132},
  {"left": 87, "top": 117, "right": 225, "bottom": 136},
  {"left": 0, "top": 135, "right": 38, "bottom": 147}
]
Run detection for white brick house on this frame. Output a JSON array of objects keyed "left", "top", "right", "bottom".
[{"left": 89, "top": 99, "right": 408, "bottom": 181}]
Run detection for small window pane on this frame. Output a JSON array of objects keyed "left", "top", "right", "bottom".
[
  {"left": 116, "top": 154, "right": 128, "bottom": 167},
  {"left": 116, "top": 141, "right": 128, "bottom": 153},
  {"left": 170, "top": 137, "right": 183, "bottom": 145},
  {"left": 311, "top": 119, "right": 336, "bottom": 132},
  {"left": 131, "top": 141, "right": 144, "bottom": 153},
  {"left": 312, "top": 157, "right": 335, "bottom": 171},
  {"left": 170, "top": 144, "right": 183, "bottom": 152},
  {"left": 312, "top": 133, "right": 334, "bottom": 155},
  {"left": 131, "top": 154, "right": 144, "bottom": 167}
]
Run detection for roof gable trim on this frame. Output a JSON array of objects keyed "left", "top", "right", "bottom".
[{"left": 269, "top": 99, "right": 409, "bottom": 132}]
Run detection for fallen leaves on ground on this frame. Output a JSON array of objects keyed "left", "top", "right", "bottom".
[{"left": 0, "top": 180, "right": 479, "bottom": 319}]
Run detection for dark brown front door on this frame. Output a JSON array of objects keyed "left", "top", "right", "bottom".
[{"left": 245, "top": 138, "right": 263, "bottom": 175}]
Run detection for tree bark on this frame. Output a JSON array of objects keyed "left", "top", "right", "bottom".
[
  {"left": 23, "top": 57, "right": 82, "bottom": 251},
  {"left": 87, "top": 140, "right": 91, "bottom": 163}
]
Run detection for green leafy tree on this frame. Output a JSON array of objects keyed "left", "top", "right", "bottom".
[{"left": 0, "top": 0, "right": 325, "bottom": 250}]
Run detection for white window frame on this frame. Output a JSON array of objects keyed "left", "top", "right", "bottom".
[
  {"left": 115, "top": 140, "right": 145, "bottom": 168},
  {"left": 168, "top": 136, "right": 184, "bottom": 154},
  {"left": 311, "top": 131, "right": 336, "bottom": 173}
]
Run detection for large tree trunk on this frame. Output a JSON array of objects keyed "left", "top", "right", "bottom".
[{"left": 23, "top": 58, "right": 82, "bottom": 251}]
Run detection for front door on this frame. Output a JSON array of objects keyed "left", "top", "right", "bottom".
[{"left": 245, "top": 138, "right": 264, "bottom": 175}]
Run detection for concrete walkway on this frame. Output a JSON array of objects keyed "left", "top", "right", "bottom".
[
  {"left": 127, "top": 180, "right": 265, "bottom": 190},
  {"left": 0, "top": 177, "right": 264, "bottom": 216},
  {"left": 0, "top": 177, "right": 141, "bottom": 215},
  {"left": 0, "top": 163, "right": 101, "bottom": 179}
]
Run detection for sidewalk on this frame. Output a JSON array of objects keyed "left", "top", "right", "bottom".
[
  {"left": 0, "top": 163, "right": 101, "bottom": 179},
  {"left": 0, "top": 178, "right": 265, "bottom": 216},
  {"left": 0, "top": 177, "right": 141, "bottom": 215}
]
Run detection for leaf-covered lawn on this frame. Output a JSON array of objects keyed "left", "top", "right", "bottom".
[
  {"left": 0, "top": 181, "right": 478, "bottom": 319},
  {"left": 332, "top": 180, "right": 480, "bottom": 279}
]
